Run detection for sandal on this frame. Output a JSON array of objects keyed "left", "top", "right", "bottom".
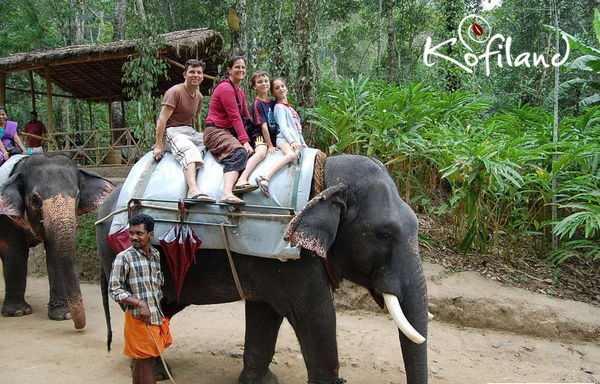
[
  {"left": 233, "top": 182, "right": 259, "bottom": 194},
  {"left": 255, "top": 176, "right": 270, "bottom": 198},
  {"left": 187, "top": 193, "right": 216, "bottom": 203}
]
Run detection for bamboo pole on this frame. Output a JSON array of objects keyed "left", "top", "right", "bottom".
[
  {"left": 2, "top": 86, "right": 74, "bottom": 98},
  {"left": 551, "top": 0, "right": 560, "bottom": 251},
  {"left": 44, "top": 66, "right": 55, "bottom": 150},
  {"left": 164, "top": 57, "right": 215, "bottom": 80}
]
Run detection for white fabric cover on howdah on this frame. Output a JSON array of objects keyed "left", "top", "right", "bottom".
[
  {"left": 109, "top": 148, "right": 319, "bottom": 259},
  {"left": 0, "top": 154, "right": 27, "bottom": 185}
]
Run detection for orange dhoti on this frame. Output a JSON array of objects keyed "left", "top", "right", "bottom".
[{"left": 123, "top": 310, "right": 172, "bottom": 359}]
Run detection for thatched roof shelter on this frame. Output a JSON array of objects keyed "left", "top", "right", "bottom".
[{"left": 0, "top": 28, "right": 225, "bottom": 103}]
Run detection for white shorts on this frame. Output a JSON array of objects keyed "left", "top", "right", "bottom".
[
  {"left": 29, "top": 147, "right": 44, "bottom": 154},
  {"left": 165, "top": 126, "right": 204, "bottom": 168}
]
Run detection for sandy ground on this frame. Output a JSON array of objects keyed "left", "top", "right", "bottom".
[{"left": 1, "top": 275, "right": 599, "bottom": 384}]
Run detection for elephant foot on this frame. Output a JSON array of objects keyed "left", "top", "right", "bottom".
[
  {"left": 48, "top": 299, "right": 72, "bottom": 321},
  {"left": 1, "top": 302, "right": 33, "bottom": 317},
  {"left": 238, "top": 368, "right": 278, "bottom": 384}
]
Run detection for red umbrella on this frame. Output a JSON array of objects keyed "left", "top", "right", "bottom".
[
  {"left": 107, "top": 225, "right": 131, "bottom": 253},
  {"left": 159, "top": 199, "right": 202, "bottom": 300}
]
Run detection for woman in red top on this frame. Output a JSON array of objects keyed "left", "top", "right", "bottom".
[{"left": 204, "top": 56, "right": 254, "bottom": 205}]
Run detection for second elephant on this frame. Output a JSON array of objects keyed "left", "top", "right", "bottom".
[{"left": 0, "top": 154, "right": 115, "bottom": 329}]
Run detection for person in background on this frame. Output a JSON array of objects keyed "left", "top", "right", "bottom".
[
  {"left": 109, "top": 213, "right": 171, "bottom": 384},
  {"left": 233, "top": 70, "right": 278, "bottom": 191},
  {"left": 0, "top": 106, "right": 28, "bottom": 166},
  {"left": 203, "top": 56, "right": 254, "bottom": 205},
  {"left": 254, "top": 78, "right": 307, "bottom": 198},
  {"left": 152, "top": 59, "right": 215, "bottom": 203},
  {"left": 23, "top": 111, "right": 47, "bottom": 154}
]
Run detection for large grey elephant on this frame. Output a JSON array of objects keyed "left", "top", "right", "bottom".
[
  {"left": 96, "top": 154, "right": 428, "bottom": 383},
  {"left": 0, "top": 153, "right": 115, "bottom": 329}
]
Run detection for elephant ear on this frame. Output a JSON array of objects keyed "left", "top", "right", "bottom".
[
  {"left": 284, "top": 183, "right": 347, "bottom": 258},
  {"left": 0, "top": 173, "right": 25, "bottom": 217},
  {"left": 77, "top": 169, "right": 116, "bottom": 216}
]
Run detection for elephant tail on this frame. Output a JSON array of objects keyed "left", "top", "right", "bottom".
[{"left": 100, "top": 267, "right": 113, "bottom": 351}]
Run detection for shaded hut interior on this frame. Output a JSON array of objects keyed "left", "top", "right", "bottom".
[{"left": 0, "top": 28, "right": 225, "bottom": 165}]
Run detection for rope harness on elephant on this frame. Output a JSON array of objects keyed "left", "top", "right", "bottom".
[
  {"left": 220, "top": 151, "right": 330, "bottom": 301},
  {"left": 220, "top": 223, "right": 247, "bottom": 300},
  {"left": 311, "top": 150, "right": 327, "bottom": 198}
]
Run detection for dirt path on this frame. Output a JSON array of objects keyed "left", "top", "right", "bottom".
[{"left": 1, "top": 276, "right": 599, "bottom": 384}]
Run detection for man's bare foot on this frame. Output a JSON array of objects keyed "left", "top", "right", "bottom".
[{"left": 219, "top": 195, "right": 245, "bottom": 205}]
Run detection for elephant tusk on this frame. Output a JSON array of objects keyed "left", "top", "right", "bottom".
[
  {"left": 428, "top": 312, "right": 434, "bottom": 320},
  {"left": 383, "top": 293, "right": 426, "bottom": 344}
]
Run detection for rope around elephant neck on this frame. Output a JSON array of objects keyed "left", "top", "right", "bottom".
[
  {"left": 146, "top": 324, "right": 177, "bottom": 384},
  {"left": 311, "top": 150, "right": 327, "bottom": 198}
]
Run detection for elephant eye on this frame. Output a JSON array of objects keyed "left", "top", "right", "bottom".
[
  {"left": 377, "top": 231, "right": 393, "bottom": 240},
  {"left": 375, "top": 223, "right": 399, "bottom": 241},
  {"left": 30, "top": 193, "right": 43, "bottom": 209}
]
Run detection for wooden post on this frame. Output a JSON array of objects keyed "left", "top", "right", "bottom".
[
  {"left": 28, "top": 71, "right": 36, "bottom": 112},
  {"left": 108, "top": 102, "right": 113, "bottom": 132},
  {"left": 88, "top": 101, "right": 93, "bottom": 129},
  {"left": 44, "top": 66, "right": 55, "bottom": 150},
  {"left": 0, "top": 72, "right": 5, "bottom": 106}
]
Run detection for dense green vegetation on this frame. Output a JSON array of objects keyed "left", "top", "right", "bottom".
[
  {"left": 1, "top": 1, "right": 598, "bottom": 270},
  {"left": 310, "top": 78, "right": 599, "bottom": 263}
]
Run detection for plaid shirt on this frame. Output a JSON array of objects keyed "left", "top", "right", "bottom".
[{"left": 109, "top": 245, "right": 164, "bottom": 325}]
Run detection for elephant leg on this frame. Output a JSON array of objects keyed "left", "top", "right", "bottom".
[
  {"left": 239, "top": 300, "right": 283, "bottom": 384},
  {"left": 286, "top": 295, "right": 341, "bottom": 384},
  {"left": 0, "top": 241, "right": 32, "bottom": 317},
  {"left": 45, "top": 242, "right": 71, "bottom": 321}
]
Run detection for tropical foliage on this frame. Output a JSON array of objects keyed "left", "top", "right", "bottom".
[{"left": 309, "top": 79, "right": 600, "bottom": 263}]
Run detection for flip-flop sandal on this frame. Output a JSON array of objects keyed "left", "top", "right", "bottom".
[
  {"left": 232, "top": 183, "right": 259, "bottom": 194},
  {"left": 255, "top": 176, "right": 270, "bottom": 198},
  {"left": 187, "top": 193, "right": 216, "bottom": 203},
  {"left": 219, "top": 197, "right": 245, "bottom": 205}
]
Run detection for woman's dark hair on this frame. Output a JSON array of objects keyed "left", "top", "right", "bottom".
[
  {"left": 0, "top": 106, "right": 7, "bottom": 112},
  {"left": 226, "top": 56, "right": 246, "bottom": 69},
  {"left": 128, "top": 213, "right": 155, "bottom": 232}
]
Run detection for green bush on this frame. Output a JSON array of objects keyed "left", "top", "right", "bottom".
[
  {"left": 76, "top": 213, "right": 100, "bottom": 282},
  {"left": 308, "top": 78, "right": 600, "bottom": 264}
]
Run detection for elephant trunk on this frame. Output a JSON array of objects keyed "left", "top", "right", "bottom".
[
  {"left": 42, "top": 196, "right": 86, "bottom": 329},
  {"left": 395, "top": 265, "right": 429, "bottom": 384}
]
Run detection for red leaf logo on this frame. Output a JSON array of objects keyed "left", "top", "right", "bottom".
[{"left": 472, "top": 23, "right": 484, "bottom": 37}]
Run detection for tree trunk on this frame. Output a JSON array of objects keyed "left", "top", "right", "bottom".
[
  {"left": 135, "top": 0, "right": 146, "bottom": 21},
  {"left": 115, "top": 0, "right": 126, "bottom": 40},
  {"left": 377, "top": 0, "right": 383, "bottom": 77},
  {"left": 112, "top": 0, "right": 127, "bottom": 144},
  {"left": 294, "top": 0, "right": 321, "bottom": 146},
  {"left": 238, "top": 0, "right": 248, "bottom": 57},
  {"left": 386, "top": 0, "right": 396, "bottom": 84},
  {"left": 438, "top": 0, "right": 465, "bottom": 91}
]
